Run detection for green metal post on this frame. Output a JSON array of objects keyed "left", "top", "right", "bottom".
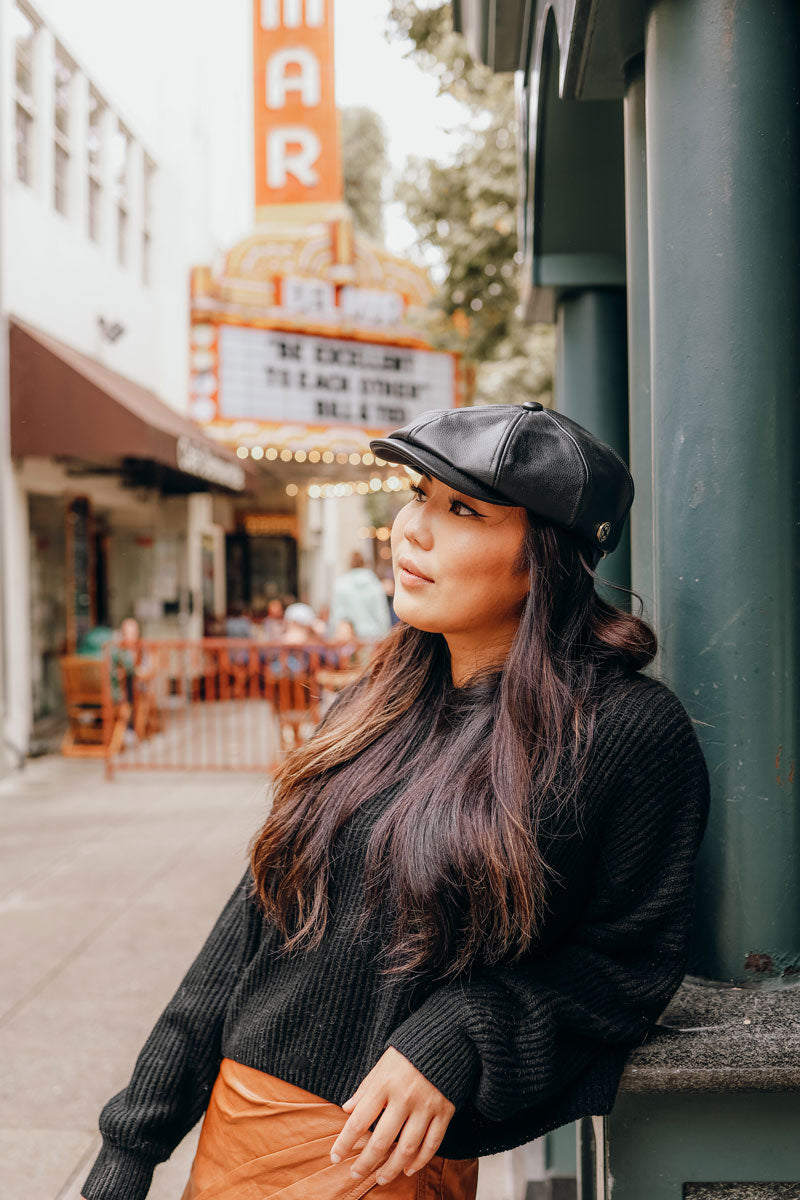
[
  {"left": 554, "top": 288, "right": 631, "bottom": 602},
  {"left": 646, "top": 0, "right": 800, "bottom": 983},
  {"left": 622, "top": 55, "right": 654, "bottom": 625}
]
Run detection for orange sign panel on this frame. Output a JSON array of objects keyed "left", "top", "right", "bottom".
[{"left": 253, "top": 0, "right": 343, "bottom": 212}]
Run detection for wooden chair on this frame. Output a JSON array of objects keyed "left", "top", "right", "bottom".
[
  {"left": 59, "top": 656, "right": 130, "bottom": 758},
  {"left": 264, "top": 647, "right": 321, "bottom": 753}
]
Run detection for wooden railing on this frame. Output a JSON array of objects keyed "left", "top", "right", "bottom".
[{"left": 99, "top": 638, "right": 367, "bottom": 779}]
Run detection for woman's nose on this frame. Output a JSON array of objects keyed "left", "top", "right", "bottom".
[{"left": 402, "top": 503, "right": 433, "bottom": 550}]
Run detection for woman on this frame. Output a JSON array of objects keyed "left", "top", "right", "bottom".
[{"left": 81, "top": 403, "right": 710, "bottom": 1200}]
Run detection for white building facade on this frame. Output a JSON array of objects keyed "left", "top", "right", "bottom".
[{"left": 0, "top": 0, "right": 255, "bottom": 763}]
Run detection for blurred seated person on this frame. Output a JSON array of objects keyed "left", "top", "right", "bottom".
[
  {"left": 282, "top": 603, "right": 318, "bottom": 644},
  {"left": 224, "top": 602, "right": 253, "bottom": 639},
  {"left": 263, "top": 602, "right": 320, "bottom": 679},
  {"left": 325, "top": 619, "right": 359, "bottom": 669},
  {"left": 224, "top": 603, "right": 254, "bottom": 667},
  {"left": 260, "top": 597, "right": 285, "bottom": 642},
  {"left": 76, "top": 618, "right": 151, "bottom": 742},
  {"left": 77, "top": 618, "right": 148, "bottom": 703}
]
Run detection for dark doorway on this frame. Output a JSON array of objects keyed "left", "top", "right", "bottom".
[{"left": 225, "top": 532, "right": 299, "bottom": 612}]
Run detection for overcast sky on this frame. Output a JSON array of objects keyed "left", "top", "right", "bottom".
[{"left": 333, "top": 0, "right": 466, "bottom": 255}]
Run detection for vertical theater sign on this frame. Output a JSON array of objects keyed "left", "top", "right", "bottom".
[{"left": 190, "top": 0, "right": 464, "bottom": 465}]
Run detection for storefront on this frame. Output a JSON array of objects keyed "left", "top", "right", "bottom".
[{"left": 8, "top": 318, "right": 256, "bottom": 747}]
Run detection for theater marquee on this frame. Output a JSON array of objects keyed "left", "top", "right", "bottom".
[
  {"left": 189, "top": 0, "right": 468, "bottom": 461},
  {"left": 216, "top": 326, "right": 456, "bottom": 429}
]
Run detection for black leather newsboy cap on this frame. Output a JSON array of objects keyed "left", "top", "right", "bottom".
[{"left": 370, "top": 402, "right": 634, "bottom": 555}]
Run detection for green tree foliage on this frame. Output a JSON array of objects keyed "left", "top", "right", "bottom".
[
  {"left": 388, "top": 2, "right": 554, "bottom": 405},
  {"left": 341, "top": 106, "right": 389, "bottom": 243}
]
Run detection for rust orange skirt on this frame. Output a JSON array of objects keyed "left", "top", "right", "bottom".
[{"left": 180, "top": 1057, "right": 479, "bottom": 1200}]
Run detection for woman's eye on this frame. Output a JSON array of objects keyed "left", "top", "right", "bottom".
[
  {"left": 450, "top": 499, "right": 479, "bottom": 517},
  {"left": 408, "top": 486, "right": 478, "bottom": 517}
]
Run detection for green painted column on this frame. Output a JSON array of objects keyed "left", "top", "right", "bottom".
[
  {"left": 646, "top": 0, "right": 800, "bottom": 983},
  {"left": 554, "top": 287, "right": 631, "bottom": 602},
  {"left": 622, "top": 55, "right": 655, "bottom": 626},
  {"left": 608, "top": 1093, "right": 800, "bottom": 1200}
]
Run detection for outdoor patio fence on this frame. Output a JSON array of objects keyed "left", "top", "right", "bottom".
[{"left": 96, "top": 638, "right": 366, "bottom": 778}]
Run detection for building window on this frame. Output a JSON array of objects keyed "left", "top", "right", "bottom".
[
  {"left": 87, "top": 88, "right": 104, "bottom": 242},
  {"left": 53, "top": 46, "right": 74, "bottom": 215},
  {"left": 13, "top": 4, "right": 37, "bottom": 186},
  {"left": 112, "top": 121, "right": 132, "bottom": 266},
  {"left": 142, "top": 156, "right": 155, "bottom": 285}
]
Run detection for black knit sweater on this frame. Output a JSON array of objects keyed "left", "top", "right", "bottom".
[{"left": 82, "top": 672, "right": 710, "bottom": 1200}]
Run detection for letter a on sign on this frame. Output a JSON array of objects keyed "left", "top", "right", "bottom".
[{"left": 253, "top": 0, "right": 342, "bottom": 213}]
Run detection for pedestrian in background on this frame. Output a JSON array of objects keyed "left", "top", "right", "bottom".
[
  {"left": 330, "top": 549, "right": 391, "bottom": 640},
  {"left": 81, "top": 405, "right": 709, "bottom": 1200}
]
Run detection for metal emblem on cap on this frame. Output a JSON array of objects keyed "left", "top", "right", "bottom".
[{"left": 596, "top": 521, "right": 611, "bottom": 543}]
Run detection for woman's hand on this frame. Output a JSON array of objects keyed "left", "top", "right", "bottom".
[{"left": 329, "top": 1047, "right": 456, "bottom": 1186}]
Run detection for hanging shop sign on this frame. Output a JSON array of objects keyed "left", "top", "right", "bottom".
[
  {"left": 196, "top": 325, "right": 457, "bottom": 432},
  {"left": 241, "top": 512, "right": 300, "bottom": 537},
  {"left": 253, "top": 0, "right": 341, "bottom": 214},
  {"left": 176, "top": 436, "right": 246, "bottom": 491}
]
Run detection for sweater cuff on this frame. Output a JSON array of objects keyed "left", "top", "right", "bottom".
[
  {"left": 80, "top": 1141, "right": 158, "bottom": 1200},
  {"left": 385, "top": 987, "right": 481, "bottom": 1112}
]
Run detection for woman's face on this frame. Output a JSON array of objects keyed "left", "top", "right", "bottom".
[{"left": 390, "top": 472, "right": 530, "bottom": 639}]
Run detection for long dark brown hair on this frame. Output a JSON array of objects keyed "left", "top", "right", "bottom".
[{"left": 249, "top": 511, "right": 657, "bottom": 985}]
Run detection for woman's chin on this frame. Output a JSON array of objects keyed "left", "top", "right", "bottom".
[{"left": 393, "top": 595, "right": 445, "bottom": 634}]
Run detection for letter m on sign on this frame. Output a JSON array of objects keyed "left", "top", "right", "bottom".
[
  {"left": 253, "top": 0, "right": 342, "bottom": 211},
  {"left": 261, "top": 0, "right": 323, "bottom": 28}
]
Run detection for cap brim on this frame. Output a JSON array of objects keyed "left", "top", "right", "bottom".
[{"left": 369, "top": 437, "right": 514, "bottom": 506}]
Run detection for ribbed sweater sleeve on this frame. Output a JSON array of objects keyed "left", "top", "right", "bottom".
[
  {"left": 81, "top": 866, "right": 264, "bottom": 1200},
  {"left": 385, "top": 688, "right": 710, "bottom": 1119}
]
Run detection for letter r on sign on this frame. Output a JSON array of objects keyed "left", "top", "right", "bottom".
[{"left": 267, "top": 128, "right": 321, "bottom": 188}]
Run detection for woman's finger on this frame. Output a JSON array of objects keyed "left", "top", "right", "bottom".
[
  {"left": 371, "top": 1112, "right": 432, "bottom": 1185},
  {"left": 346, "top": 1102, "right": 407, "bottom": 1181},
  {"left": 340, "top": 1076, "right": 370, "bottom": 1113},
  {"left": 330, "top": 1091, "right": 385, "bottom": 1163},
  {"left": 397, "top": 1113, "right": 449, "bottom": 1177}
]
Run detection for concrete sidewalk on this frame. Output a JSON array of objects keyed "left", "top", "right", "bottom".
[
  {"left": 0, "top": 756, "right": 531, "bottom": 1200},
  {"left": 0, "top": 756, "right": 269, "bottom": 1200}
]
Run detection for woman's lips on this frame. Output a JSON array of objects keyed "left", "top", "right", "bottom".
[{"left": 397, "top": 557, "right": 434, "bottom": 586}]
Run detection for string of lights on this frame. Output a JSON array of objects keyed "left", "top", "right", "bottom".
[
  {"left": 236, "top": 446, "right": 383, "bottom": 467},
  {"left": 283, "top": 476, "right": 413, "bottom": 498}
]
